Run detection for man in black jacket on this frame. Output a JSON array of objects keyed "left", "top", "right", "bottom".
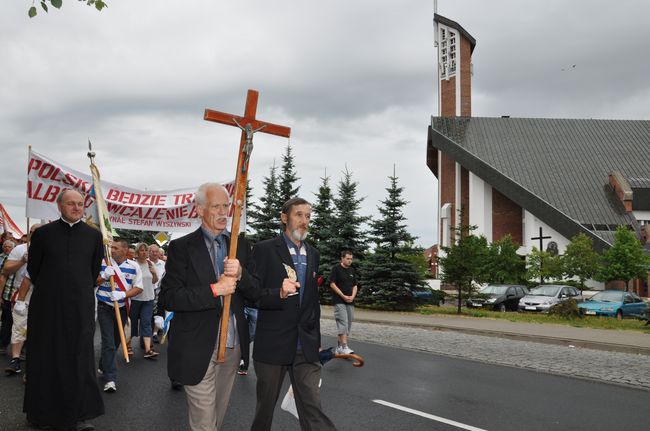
[
  {"left": 250, "top": 197, "right": 336, "bottom": 431},
  {"left": 159, "top": 183, "right": 258, "bottom": 431}
]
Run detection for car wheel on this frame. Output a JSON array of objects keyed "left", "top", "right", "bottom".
[
  {"left": 497, "top": 303, "right": 506, "bottom": 312},
  {"left": 616, "top": 309, "right": 623, "bottom": 320}
]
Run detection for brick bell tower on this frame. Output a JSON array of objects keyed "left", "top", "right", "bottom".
[{"left": 429, "top": 14, "right": 476, "bottom": 249}]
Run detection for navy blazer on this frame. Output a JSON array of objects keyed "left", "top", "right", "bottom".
[
  {"left": 158, "top": 228, "right": 258, "bottom": 385},
  {"left": 251, "top": 235, "right": 321, "bottom": 365}
]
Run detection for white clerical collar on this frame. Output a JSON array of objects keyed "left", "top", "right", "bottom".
[{"left": 61, "top": 217, "right": 82, "bottom": 227}]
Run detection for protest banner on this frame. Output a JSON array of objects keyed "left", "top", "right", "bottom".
[{"left": 26, "top": 150, "right": 237, "bottom": 232}]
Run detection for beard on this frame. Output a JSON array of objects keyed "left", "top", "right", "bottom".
[{"left": 290, "top": 228, "right": 308, "bottom": 242}]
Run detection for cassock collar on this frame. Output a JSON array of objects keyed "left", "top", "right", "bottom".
[{"left": 60, "top": 217, "right": 82, "bottom": 227}]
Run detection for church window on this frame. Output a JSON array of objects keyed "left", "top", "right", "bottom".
[{"left": 439, "top": 27, "right": 457, "bottom": 79}]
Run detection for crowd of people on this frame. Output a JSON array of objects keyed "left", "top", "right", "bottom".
[{"left": 0, "top": 183, "right": 361, "bottom": 431}]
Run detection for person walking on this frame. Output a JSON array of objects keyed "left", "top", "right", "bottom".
[
  {"left": 23, "top": 190, "right": 103, "bottom": 430},
  {"left": 250, "top": 197, "right": 336, "bottom": 431}
]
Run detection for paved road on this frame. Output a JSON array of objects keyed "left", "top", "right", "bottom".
[
  {"left": 1, "top": 321, "right": 648, "bottom": 430},
  {"left": 320, "top": 320, "right": 650, "bottom": 390}
]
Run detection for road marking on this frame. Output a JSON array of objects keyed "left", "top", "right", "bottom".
[{"left": 373, "top": 399, "right": 488, "bottom": 431}]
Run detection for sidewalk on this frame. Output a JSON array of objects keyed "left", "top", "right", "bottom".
[{"left": 321, "top": 305, "right": 650, "bottom": 356}]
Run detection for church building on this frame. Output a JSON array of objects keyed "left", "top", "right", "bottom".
[{"left": 426, "top": 14, "right": 650, "bottom": 295}]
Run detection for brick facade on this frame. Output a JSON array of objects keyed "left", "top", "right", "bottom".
[
  {"left": 492, "top": 189, "right": 523, "bottom": 245},
  {"left": 459, "top": 37, "right": 472, "bottom": 117}
]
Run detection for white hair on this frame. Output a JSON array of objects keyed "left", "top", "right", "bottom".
[
  {"left": 195, "top": 182, "right": 229, "bottom": 206},
  {"left": 3, "top": 240, "right": 15, "bottom": 248}
]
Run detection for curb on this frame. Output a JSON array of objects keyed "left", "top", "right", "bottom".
[{"left": 321, "top": 315, "right": 650, "bottom": 356}]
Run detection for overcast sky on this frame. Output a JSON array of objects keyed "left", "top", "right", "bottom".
[{"left": 2, "top": 0, "right": 649, "bottom": 246}]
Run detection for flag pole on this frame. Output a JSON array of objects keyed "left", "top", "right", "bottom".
[
  {"left": 87, "top": 141, "right": 130, "bottom": 363},
  {"left": 26, "top": 145, "right": 31, "bottom": 233}
]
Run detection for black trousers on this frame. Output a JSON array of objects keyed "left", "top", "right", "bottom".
[
  {"left": 0, "top": 300, "right": 13, "bottom": 347},
  {"left": 251, "top": 351, "right": 336, "bottom": 431}
]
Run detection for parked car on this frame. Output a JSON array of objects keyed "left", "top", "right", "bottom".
[
  {"left": 578, "top": 290, "right": 648, "bottom": 319},
  {"left": 518, "top": 285, "right": 584, "bottom": 312},
  {"left": 466, "top": 284, "right": 528, "bottom": 312}
]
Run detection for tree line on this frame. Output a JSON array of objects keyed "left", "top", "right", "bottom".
[
  {"left": 439, "top": 222, "right": 650, "bottom": 313},
  {"left": 246, "top": 144, "right": 428, "bottom": 311}
]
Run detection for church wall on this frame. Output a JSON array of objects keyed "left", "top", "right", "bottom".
[
  {"left": 440, "top": 77, "right": 456, "bottom": 117},
  {"left": 492, "top": 189, "right": 523, "bottom": 244},
  {"left": 460, "top": 166, "right": 470, "bottom": 228},
  {"left": 439, "top": 152, "right": 457, "bottom": 241},
  {"left": 460, "top": 37, "right": 472, "bottom": 116},
  {"left": 469, "top": 173, "right": 492, "bottom": 241}
]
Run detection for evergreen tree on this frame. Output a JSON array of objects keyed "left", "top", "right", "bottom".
[
  {"left": 310, "top": 172, "right": 338, "bottom": 276},
  {"left": 359, "top": 171, "right": 425, "bottom": 311},
  {"left": 113, "top": 229, "right": 159, "bottom": 246},
  {"left": 598, "top": 226, "right": 649, "bottom": 291},
  {"left": 437, "top": 223, "right": 490, "bottom": 314},
  {"left": 277, "top": 143, "right": 300, "bottom": 206},
  {"left": 330, "top": 167, "right": 369, "bottom": 260},
  {"left": 244, "top": 178, "right": 254, "bottom": 236},
  {"left": 484, "top": 234, "right": 526, "bottom": 284},
  {"left": 248, "top": 162, "right": 281, "bottom": 243},
  {"left": 562, "top": 233, "right": 601, "bottom": 290}
]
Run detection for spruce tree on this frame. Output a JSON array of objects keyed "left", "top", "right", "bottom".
[
  {"left": 310, "top": 172, "right": 338, "bottom": 303},
  {"left": 331, "top": 167, "right": 369, "bottom": 260},
  {"left": 277, "top": 143, "right": 300, "bottom": 206},
  {"left": 359, "top": 170, "right": 425, "bottom": 311},
  {"left": 113, "top": 229, "right": 160, "bottom": 246},
  {"left": 248, "top": 162, "right": 281, "bottom": 243}
]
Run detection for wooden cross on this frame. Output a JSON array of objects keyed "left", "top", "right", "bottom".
[{"left": 204, "top": 89, "right": 291, "bottom": 362}]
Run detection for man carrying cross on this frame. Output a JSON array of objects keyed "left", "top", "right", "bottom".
[{"left": 159, "top": 182, "right": 259, "bottom": 431}]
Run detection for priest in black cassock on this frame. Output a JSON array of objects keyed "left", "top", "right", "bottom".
[{"left": 25, "top": 189, "right": 105, "bottom": 431}]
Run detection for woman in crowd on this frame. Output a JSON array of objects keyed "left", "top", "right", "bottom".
[{"left": 130, "top": 242, "right": 159, "bottom": 359}]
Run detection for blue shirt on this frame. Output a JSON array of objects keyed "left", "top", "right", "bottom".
[{"left": 282, "top": 233, "right": 307, "bottom": 303}]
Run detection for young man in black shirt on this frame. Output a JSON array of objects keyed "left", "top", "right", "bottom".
[{"left": 328, "top": 250, "right": 357, "bottom": 354}]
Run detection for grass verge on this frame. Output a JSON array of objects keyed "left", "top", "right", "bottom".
[{"left": 417, "top": 305, "right": 650, "bottom": 332}]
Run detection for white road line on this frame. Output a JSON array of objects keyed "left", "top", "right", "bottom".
[{"left": 372, "top": 399, "right": 488, "bottom": 431}]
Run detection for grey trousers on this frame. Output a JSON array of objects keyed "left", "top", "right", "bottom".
[
  {"left": 251, "top": 351, "right": 336, "bottom": 431},
  {"left": 184, "top": 344, "right": 240, "bottom": 431}
]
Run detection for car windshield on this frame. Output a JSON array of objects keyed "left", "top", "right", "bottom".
[
  {"left": 589, "top": 291, "right": 624, "bottom": 302},
  {"left": 480, "top": 285, "right": 509, "bottom": 295},
  {"left": 529, "top": 286, "right": 562, "bottom": 297}
]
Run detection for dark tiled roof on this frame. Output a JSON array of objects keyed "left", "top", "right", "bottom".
[{"left": 429, "top": 117, "right": 650, "bottom": 248}]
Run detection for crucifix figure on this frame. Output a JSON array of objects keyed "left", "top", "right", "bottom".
[
  {"left": 204, "top": 89, "right": 291, "bottom": 362},
  {"left": 530, "top": 226, "right": 552, "bottom": 284}
]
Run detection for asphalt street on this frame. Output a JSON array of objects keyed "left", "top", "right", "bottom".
[{"left": 1, "top": 331, "right": 648, "bottom": 430}]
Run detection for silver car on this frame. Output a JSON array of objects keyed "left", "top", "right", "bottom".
[{"left": 518, "top": 285, "right": 583, "bottom": 312}]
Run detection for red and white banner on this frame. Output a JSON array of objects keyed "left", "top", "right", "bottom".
[
  {"left": 26, "top": 150, "right": 238, "bottom": 233},
  {"left": 0, "top": 203, "right": 24, "bottom": 237}
]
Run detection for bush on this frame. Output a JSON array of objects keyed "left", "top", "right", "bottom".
[{"left": 548, "top": 298, "right": 582, "bottom": 319}]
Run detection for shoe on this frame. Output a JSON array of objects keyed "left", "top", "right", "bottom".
[
  {"left": 127, "top": 346, "right": 134, "bottom": 357},
  {"left": 238, "top": 364, "right": 248, "bottom": 376},
  {"left": 76, "top": 422, "right": 95, "bottom": 431},
  {"left": 5, "top": 357, "right": 21, "bottom": 374},
  {"left": 103, "top": 381, "right": 116, "bottom": 392},
  {"left": 152, "top": 334, "right": 159, "bottom": 344},
  {"left": 343, "top": 346, "right": 354, "bottom": 355},
  {"left": 170, "top": 380, "right": 183, "bottom": 390},
  {"left": 97, "top": 368, "right": 103, "bottom": 376},
  {"left": 144, "top": 349, "right": 159, "bottom": 359},
  {"left": 334, "top": 346, "right": 344, "bottom": 355}
]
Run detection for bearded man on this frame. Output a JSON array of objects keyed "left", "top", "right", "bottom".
[{"left": 250, "top": 197, "right": 336, "bottom": 431}]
